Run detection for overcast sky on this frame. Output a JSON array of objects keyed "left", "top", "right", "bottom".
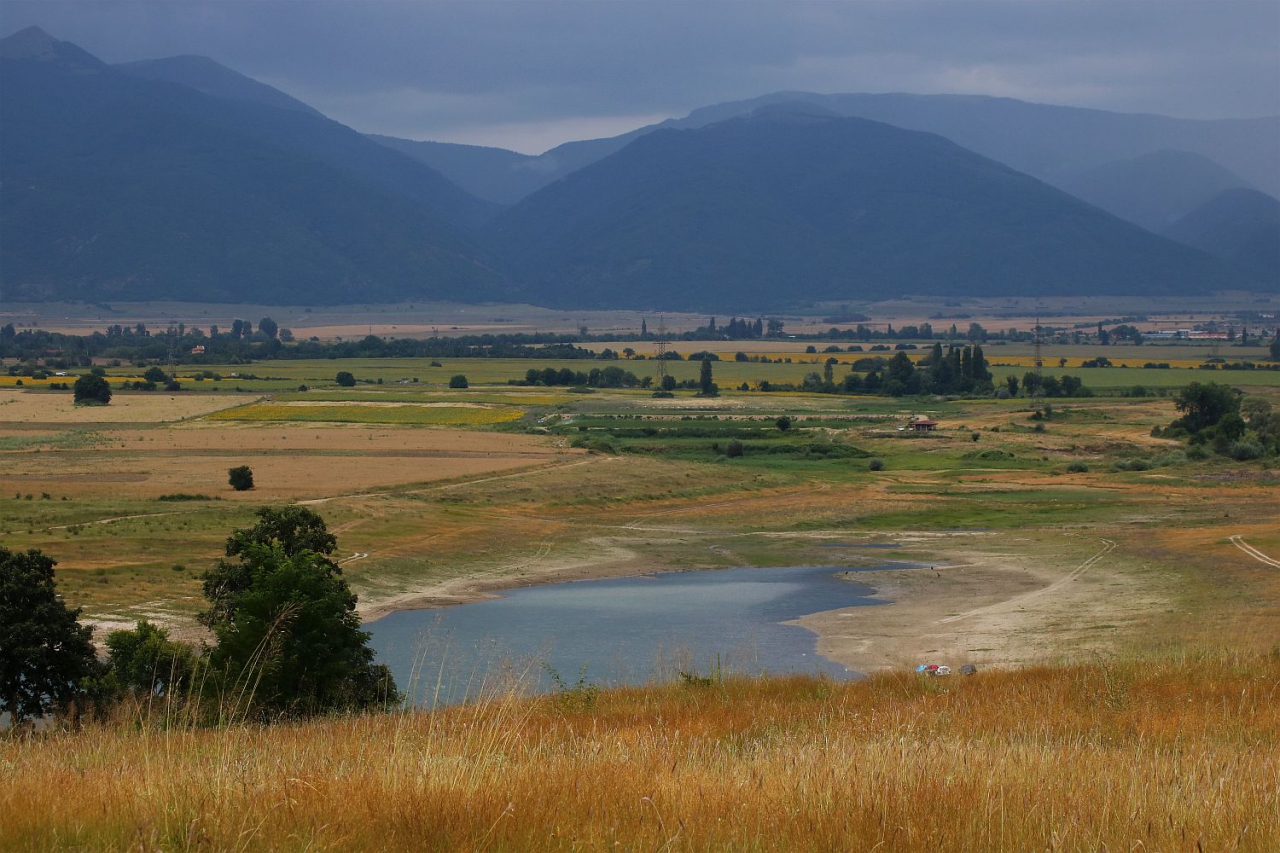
[{"left": 4, "top": 1, "right": 1278, "bottom": 154}]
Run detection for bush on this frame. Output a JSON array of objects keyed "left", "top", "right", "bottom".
[
  {"left": 449, "top": 374, "right": 469, "bottom": 389},
  {"left": 73, "top": 373, "right": 112, "bottom": 405},
  {"left": 868, "top": 458, "right": 884, "bottom": 471},
  {"left": 1066, "top": 461, "right": 1090, "bottom": 473},
  {"left": 725, "top": 440, "right": 745, "bottom": 458},
  {"left": 335, "top": 371, "right": 356, "bottom": 387},
  {"left": 1228, "top": 439, "right": 1265, "bottom": 461},
  {"left": 228, "top": 465, "right": 255, "bottom": 491}
]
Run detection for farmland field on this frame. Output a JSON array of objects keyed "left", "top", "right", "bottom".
[
  {"left": 2, "top": 356, "right": 1278, "bottom": 664},
  {"left": 4, "top": 339, "right": 1280, "bottom": 852}
]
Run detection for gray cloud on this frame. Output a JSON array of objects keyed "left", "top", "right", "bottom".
[{"left": 4, "top": 1, "right": 1277, "bottom": 153}]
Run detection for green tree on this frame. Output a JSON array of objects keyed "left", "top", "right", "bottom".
[
  {"left": 1173, "top": 382, "right": 1241, "bottom": 434},
  {"left": 0, "top": 546, "right": 101, "bottom": 724},
  {"left": 1270, "top": 337, "right": 1280, "bottom": 361},
  {"left": 698, "top": 357, "right": 718, "bottom": 396},
  {"left": 72, "top": 373, "right": 112, "bottom": 405},
  {"left": 202, "top": 505, "right": 341, "bottom": 632},
  {"left": 258, "top": 317, "right": 279, "bottom": 339},
  {"left": 228, "top": 465, "right": 255, "bottom": 491},
  {"left": 776, "top": 415, "right": 792, "bottom": 432},
  {"left": 105, "top": 620, "right": 199, "bottom": 698},
  {"left": 335, "top": 371, "right": 356, "bottom": 387},
  {"left": 143, "top": 366, "right": 168, "bottom": 384},
  {"left": 449, "top": 374, "right": 469, "bottom": 389},
  {"left": 201, "top": 540, "right": 398, "bottom": 717}
]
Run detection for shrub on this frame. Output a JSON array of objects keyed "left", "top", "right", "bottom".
[
  {"left": 868, "top": 458, "right": 884, "bottom": 471},
  {"left": 228, "top": 465, "right": 255, "bottom": 491},
  {"left": 449, "top": 374, "right": 469, "bottom": 389},
  {"left": 73, "top": 373, "right": 112, "bottom": 405},
  {"left": 1228, "top": 439, "right": 1265, "bottom": 461},
  {"left": 1066, "top": 461, "right": 1090, "bottom": 473},
  {"left": 725, "top": 440, "right": 745, "bottom": 458},
  {"left": 335, "top": 371, "right": 356, "bottom": 387},
  {"left": 1153, "top": 450, "right": 1188, "bottom": 467}
]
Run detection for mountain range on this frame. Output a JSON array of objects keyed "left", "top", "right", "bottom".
[
  {"left": 488, "top": 107, "right": 1246, "bottom": 310},
  {"left": 1, "top": 26, "right": 1276, "bottom": 309}
]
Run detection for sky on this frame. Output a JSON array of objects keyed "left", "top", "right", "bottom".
[{"left": 3, "top": 1, "right": 1278, "bottom": 155}]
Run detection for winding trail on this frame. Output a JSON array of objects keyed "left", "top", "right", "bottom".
[
  {"left": 938, "top": 537, "right": 1116, "bottom": 624},
  {"left": 298, "top": 455, "right": 606, "bottom": 506},
  {"left": 1230, "top": 535, "right": 1280, "bottom": 569},
  {"left": 45, "top": 510, "right": 191, "bottom": 532}
]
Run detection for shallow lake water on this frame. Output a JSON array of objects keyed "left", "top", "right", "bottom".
[{"left": 368, "top": 564, "right": 890, "bottom": 706}]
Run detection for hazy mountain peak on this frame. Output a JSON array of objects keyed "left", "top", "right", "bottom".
[
  {"left": 0, "top": 25, "right": 105, "bottom": 68},
  {"left": 744, "top": 101, "right": 841, "bottom": 121},
  {"left": 116, "top": 54, "right": 323, "bottom": 116}
]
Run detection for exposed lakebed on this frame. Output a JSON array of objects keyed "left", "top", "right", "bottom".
[{"left": 368, "top": 564, "right": 896, "bottom": 705}]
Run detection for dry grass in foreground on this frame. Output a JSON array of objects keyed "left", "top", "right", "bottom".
[{"left": 3, "top": 650, "right": 1278, "bottom": 851}]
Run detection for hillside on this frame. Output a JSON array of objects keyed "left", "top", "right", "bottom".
[
  {"left": 1056, "top": 150, "right": 1250, "bottom": 233},
  {"left": 490, "top": 108, "right": 1250, "bottom": 311},
  {"left": 379, "top": 91, "right": 1280, "bottom": 206},
  {"left": 117, "top": 54, "right": 323, "bottom": 117},
  {"left": 366, "top": 136, "right": 545, "bottom": 206},
  {"left": 0, "top": 29, "right": 507, "bottom": 304},
  {"left": 1163, "top": 188, "right": 1280, "bottom": 286}
]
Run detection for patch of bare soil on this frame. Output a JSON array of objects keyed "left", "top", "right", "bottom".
[{"left": 798, "top": 533, "right": 1169, "bottom": 673}]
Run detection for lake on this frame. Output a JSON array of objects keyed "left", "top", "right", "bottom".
[{"left": 367, "top": 564, "right": 890, "bottom": 706}]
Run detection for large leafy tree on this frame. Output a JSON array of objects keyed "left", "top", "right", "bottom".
[
  {"left": 1173, "top": 382, "right": 1241, "bottom": 434},
  {"left": 0, "top": 546, "right": 100, "bottom": 725},
  {"left": 200, "top": 507, "right": 397, "bottom": 717},
  {"left": 202, "top": 505, "right": 341, "bottom": 627}
]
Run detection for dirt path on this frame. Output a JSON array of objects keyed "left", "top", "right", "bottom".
[
  {"left": 298, "top": 455, "right": 604, "bottom": 506},
  {"left": 44, "top": 510, "right": 191, "bottom": 532},
  {"left": 938, "top": 538, "right": 1115, "bottom": 624},
  {"left": 1230, "top": 536, "right": 1280, "bottom": 568}
]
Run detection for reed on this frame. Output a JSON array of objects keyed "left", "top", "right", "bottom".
[{"left": 3, "top": 649, "right": 1277, "bottom": 851}]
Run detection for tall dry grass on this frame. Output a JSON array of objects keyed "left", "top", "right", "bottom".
[{"left": 3, "top": 649, "right": 1278, "bottom": 851}]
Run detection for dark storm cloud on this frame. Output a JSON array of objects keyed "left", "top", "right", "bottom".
[{"left": 3, "top": 1, "right": 1277, "bottom": 153}]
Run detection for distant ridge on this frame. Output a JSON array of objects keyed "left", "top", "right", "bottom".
[
  {"left": 1163, "top": 188, "right": 1280, "bottom": 287},
  {"left": 0, "top": 30, "right": 508, "bottom": 304},
  {"left": 377, "top": 91, "right": 1280, "bottom": 206},
  {"left": 0, "top": 25, "right": 104, "bottom": 68},
  {"left": 117, "top": 55, "right": 323, "bottom": 117},
  {"left": 1058, "top": 150, "right": 1251, "bottom": 233},
  {"left": 2, "top": 28, "right": 1273, "bottom": 308},
  {"left": 491, "top": 109, "right": 1254, "bottom": 310}
]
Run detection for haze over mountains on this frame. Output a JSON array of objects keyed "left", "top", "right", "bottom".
[{"left": 1, "top": 26, "right": 1276, "bottom": 309}]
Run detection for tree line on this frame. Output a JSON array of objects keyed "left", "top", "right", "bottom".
[{"left": 1, "top": 507, "right": 398, "bottom": 729}]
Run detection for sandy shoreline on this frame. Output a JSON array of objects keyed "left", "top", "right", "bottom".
[{"left": 355, "top": 530, "right": 1152, "bottom": 675}]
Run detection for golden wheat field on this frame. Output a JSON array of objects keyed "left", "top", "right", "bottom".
[
  {"left": 0, "top": 389, "right": 244, "bottom": 423},
  {"left": 207, "top": 401, "right": 527, "bottom": 426},
  {"left": 2, "top": 652, "right": 1276, "bottom": 852}
]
